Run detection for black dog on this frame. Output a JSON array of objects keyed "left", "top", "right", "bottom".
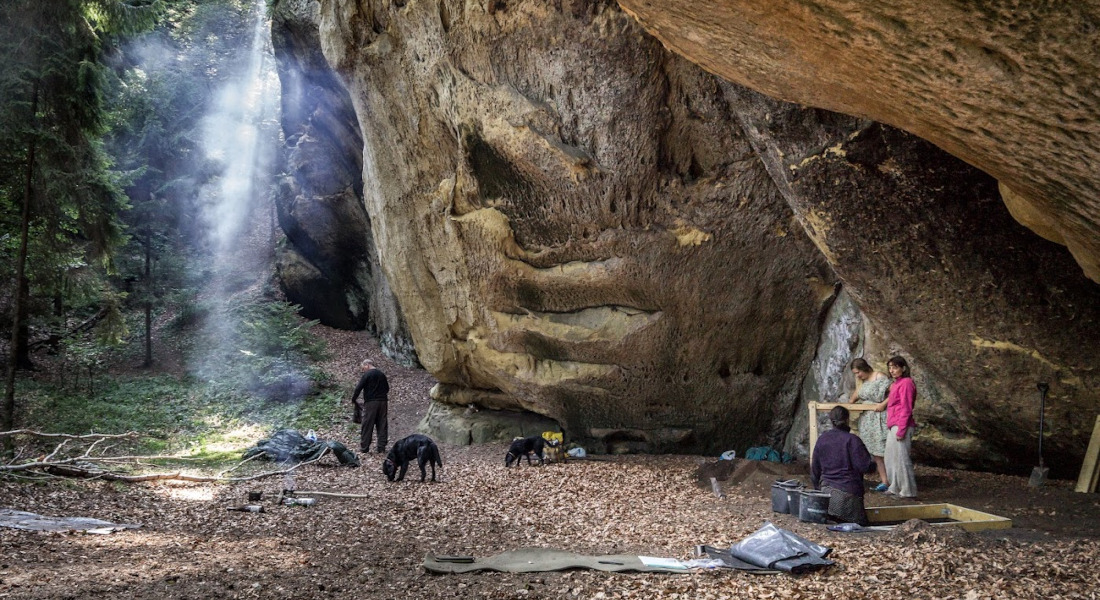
[
  {"left": 382, "top": 434, "right": 443, "bottom": 482},
  {"left": 505, "top": 436, "right": 545, "bottom": 467}
]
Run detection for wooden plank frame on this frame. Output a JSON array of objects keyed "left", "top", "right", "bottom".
[
  {"left": 865, "top": 503, "right": 1012, "bottom": 532},
  {"left": 808, "top": 402, "right": 882, "bottom": 461},
  {"left": 1075, "top": 415, "right": 1100, "bottom": 493}
]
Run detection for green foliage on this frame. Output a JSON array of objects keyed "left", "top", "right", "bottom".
[
  {"left": 19, "top": 367, "right": 343, "bottom": 464},
  {"left": 59, "top": 337, "right": 110, "bottom": 394},
  {"left": 233, "top": 300, "right": 327, "bottom": 362},
  {"left": 0, "top": 0, "right": 166, "bottom": 387},
  {"left": 198, "top": 298, "right": 330, "bottom": 403},
  {"left": 0, "top": 0, "right": 338, "bottom": 466},
  {"left": 21, "top": 375, "right": 184, "bottom": 437}
]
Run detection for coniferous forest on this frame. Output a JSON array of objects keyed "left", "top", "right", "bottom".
[{"left": 0, "top": 0, "right": 331, "bottom": 456}]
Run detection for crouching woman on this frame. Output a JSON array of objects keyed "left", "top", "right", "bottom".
[{"left": 811, "top": 406, "right": 876, "bottom": 525}]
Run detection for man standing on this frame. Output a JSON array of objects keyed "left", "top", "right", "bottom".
[{"left": 352, "top": 358, "right": 389, "bottom": 453}]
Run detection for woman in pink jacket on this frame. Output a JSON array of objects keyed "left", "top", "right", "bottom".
[{"left": 874, "top": 355, "right": 918, "bottom": 498}]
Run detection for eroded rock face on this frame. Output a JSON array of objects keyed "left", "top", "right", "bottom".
[
  {"left": 316, "top": 0, "right": 837, "bottom": 453},
  {"left": 275, "top": 0, "right": 1100, "bottom": 472},
  {"left": 726, "top": 86, "right": 1100, "bottom": 474},
  {"left": 610, "top": 1, "right": 1100, "bottom": 471},
  {"left": 271, "top": 0, "right": 417, "bottom": 363},
  {"left": 618, "top": 0, "right": 1100, "bottom": 283}
]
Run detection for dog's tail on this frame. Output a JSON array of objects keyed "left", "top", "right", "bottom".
[
  {"left": 431, "top": 442, "right": 443, "bottom": 467},
  {"left": 429, "top": 442, "right": 445, "bottom": 482}
]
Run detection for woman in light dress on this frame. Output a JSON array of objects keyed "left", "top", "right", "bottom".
[{"left": 848, "top": 358, "right": 891, "bottom": 492}]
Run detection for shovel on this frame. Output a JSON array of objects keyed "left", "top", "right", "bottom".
[{"left": 1028, "top": 382, "right": 1050, "bottom": 487}]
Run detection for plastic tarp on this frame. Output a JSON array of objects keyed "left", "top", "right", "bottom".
[
  {"left": 424, "top": 547, "right": 783, "bottom": 575},
  {"left": 744, "top": 446, "right": 794, "bottom": 463},
  {"left": 423, "top": 525, "right": 832, "bottom": 576},
  {"left": 696, "top": 545, "right": 780, "bottom": 574},
  {"left": 728, "top": 522, "right": 834, "bottom": 574},
  {"left": 0, "top": 508, "right": 140, "bottom": 533},
  {"left": 242, "top": 429, "right": 360, "bottom": 467}
]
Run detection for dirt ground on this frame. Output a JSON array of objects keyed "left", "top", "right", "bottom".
[{"left": 2, "top": 328, "right": 1099, "bottom": 599}]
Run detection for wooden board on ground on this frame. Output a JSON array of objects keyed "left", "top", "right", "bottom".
[
  {"left": 865, "top": 503, "right": 1012, "bottom": 532},
  {"left": 1075, "top": 415, "right": 1100, "bottom": 493}
]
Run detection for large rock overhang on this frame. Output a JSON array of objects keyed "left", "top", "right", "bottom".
[{"left": 618, "top": 0, "right": 1100, "bottom": 283}]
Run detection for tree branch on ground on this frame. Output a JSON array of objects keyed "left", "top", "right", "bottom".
[
  {"left": 0, "top": 430, "right": 140, "bottom": 440},
  {"left": 0, "top": 429, "right": 331, "bottom": 483},
  {"left": 289, "top": 490, "right": 371, "bottom": 499}
]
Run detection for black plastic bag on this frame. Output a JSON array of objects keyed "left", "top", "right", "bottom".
[{"left": 243, "top": 429, "right": 360, "bottom": 467}]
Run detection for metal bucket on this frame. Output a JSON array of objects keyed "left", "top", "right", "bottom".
[
  {"left": 786, "top": 487, "right": 803, "bottom": 516},
  {"left": 798, "top": 490, "right": 831, "bottom": 523},
  {"left": 770, "top": 480, "right": 802, "bottom": 513}
]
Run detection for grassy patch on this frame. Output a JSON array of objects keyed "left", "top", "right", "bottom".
[
  {"left": 20, "top": 375, "right": 190, "bottom": 438},
  {"left": 9, "top": 296, "right": 341, "bottom": 473},
  {"left": 15, "top": 373, "right": 343, "bottom": 470}
]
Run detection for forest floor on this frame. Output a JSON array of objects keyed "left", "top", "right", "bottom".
[{"left": 2, "top": 326, "right": 1100, "bottom": 599}]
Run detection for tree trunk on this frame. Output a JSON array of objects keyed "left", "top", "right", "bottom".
[
  {"left": 53, "top": 273, "right": 63, "bottom": 317},
  {"left": 15, "top": 274, "right": 32, "bottom": 371},
  {"left": 143, "top": 228, "right": 152, "bottom": 367},
  {"left": 3, "top": 81, "right": 37, "bottom": 447}
]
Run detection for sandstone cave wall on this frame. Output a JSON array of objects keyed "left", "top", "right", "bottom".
[
  {"left": 271, "top": 0, "right": 417, "bottom": 364},
  {"left": 616, "top": 0, "right": 1100, "bottom": 472},
  {"left": 315, "top": 0, "right": 840, "bottom": 453},
  {"left": 270, "top": 0, "right": 1100, "bottom": 473},
  {"left": 730, "top": 88, "right": 1100, "bottom": 473}
]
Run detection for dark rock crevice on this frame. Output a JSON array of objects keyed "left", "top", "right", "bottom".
[{"left": 271, "top": 0, "right": 417, "bottom": 364}]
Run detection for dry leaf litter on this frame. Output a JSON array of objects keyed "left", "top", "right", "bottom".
[{"left": 2, "top": 328, "right": 1099, "bottom": 599}]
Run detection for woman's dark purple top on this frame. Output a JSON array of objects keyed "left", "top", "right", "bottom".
[{"left": 811, "top": 428, "right": 875, "bottom": 497}]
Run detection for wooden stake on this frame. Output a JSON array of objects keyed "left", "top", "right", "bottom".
[
  {"left": 710, "top": 477, "right": 724, "bottom": 498},
  {"left": 1075, "top": 415, "right": 1100, "bottom": 493}
]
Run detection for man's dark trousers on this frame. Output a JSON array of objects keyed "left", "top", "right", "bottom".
[{"left": 360, "top": 400, "right": 388, "bottom": 453}]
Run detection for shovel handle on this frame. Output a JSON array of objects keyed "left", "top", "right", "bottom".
[{"left": 1037, "top": 382, "right": 1049, "bottom": 467}]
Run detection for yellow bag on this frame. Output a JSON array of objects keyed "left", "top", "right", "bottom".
[{"left": 542, "top": 431, "right": 565, "bottom": 463}]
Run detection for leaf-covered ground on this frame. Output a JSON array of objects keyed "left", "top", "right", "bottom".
[{"left": 2, "top": 328, "right": 1099, "bottom": 599}]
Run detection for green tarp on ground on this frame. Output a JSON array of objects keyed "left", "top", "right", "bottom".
[{"left": 423, "top": 547, "right": 778, "bottom": 575}]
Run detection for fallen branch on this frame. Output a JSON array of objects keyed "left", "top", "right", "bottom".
[
  {"left": 1, "top": 431, "right": 334, "bottom": 484},
  {"left": 27, "top": 307, "right": 108, "bottom": 352},
  {"left": 0, "top": 429, "right": 139, "bottom": 440},
  {"left": 36, "top": 449, "right": 331, "bottom": 483},
  {"left": 44, "top": 464, "right": 218, "bottom": 482},
  {"left": 217, "top": 452, "right": 264, "bottom": 478},
  {"left": 1, "top": 452, "right": 197, "bottom": 472},
  {"left": 291, "top": 490, "right": 371, "bottom": 499}
]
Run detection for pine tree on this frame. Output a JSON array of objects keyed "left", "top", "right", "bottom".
[{"left": 0, "top": 0, "right": 163, "bottom": 440}]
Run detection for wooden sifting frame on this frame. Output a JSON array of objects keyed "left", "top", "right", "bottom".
[
  {"left": 864, "top": 503, "right": 1012, "bottom": 532},
  {"left": 807, "top": 402, "right": 881, "bottom": 461}
]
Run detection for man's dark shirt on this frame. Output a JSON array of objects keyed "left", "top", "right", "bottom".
[
  {"left": 811, "top": 428, "right": 874, "bottom": 497},
  {"left": 352, "top": 368, "right": 389, "bottom": 402}
]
